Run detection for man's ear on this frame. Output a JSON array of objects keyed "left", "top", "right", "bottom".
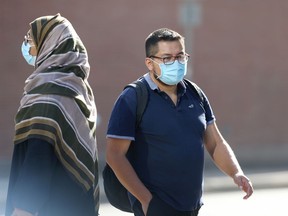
[{"left": 145, "top": 58, "right": 154, "bottom": 71}]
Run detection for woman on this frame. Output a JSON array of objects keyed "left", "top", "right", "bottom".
[{"left": 5, "top": 14, "right": 99, "bottom": 216}]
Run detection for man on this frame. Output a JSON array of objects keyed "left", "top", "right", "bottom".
[{"left": 106, "top": 28, "right": 253, "bottom": 216}]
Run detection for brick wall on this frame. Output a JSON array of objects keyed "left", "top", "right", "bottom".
[{"left": 1, "top": 0, "right": 287, "bottom": 166}]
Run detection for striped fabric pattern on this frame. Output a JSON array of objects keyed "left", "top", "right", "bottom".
[{"left": 15, "top": 13, "right": 99, "bottom": 205}]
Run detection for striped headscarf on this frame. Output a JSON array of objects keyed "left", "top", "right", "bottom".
[{"left": 15, "top": 14, "right": 99, "bottom": 206}]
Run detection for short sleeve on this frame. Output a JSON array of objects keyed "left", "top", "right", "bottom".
[
  {"left": 201, "top": 90, "right": 216, "bottom": 125},
  {"left": 106, "top": 87, "right": 137, "bottom": 140}
]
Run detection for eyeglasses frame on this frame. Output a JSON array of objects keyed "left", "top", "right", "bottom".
[{"left": 149, "top": 53, "right": 190, "bottom": 65}]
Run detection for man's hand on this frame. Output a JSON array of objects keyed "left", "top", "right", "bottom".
[
  {"left": 142, "top": 202, "right": 149, "bottom": 216},
  {"left": 141, "top": 195, "right": 152, "bottom": 216},
  {"left": 233, "top": 173, "right": 254, "bottom": 199}
]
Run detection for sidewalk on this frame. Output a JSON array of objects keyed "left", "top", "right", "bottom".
[
  {"left": 1, "top": 160, "right": 288, "bottom": 215},
  {"left": 203, "top": 169, "right": 288, "bottom": 192},
  {"left": 98, "top": 167, "right": 288, "bottom": 202}
]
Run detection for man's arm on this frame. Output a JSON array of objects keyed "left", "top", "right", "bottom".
[
  {"left": 204, "top": 122, "right": 253, "bottom": 199},
  {"left": 106, "top": 137, "right": 152, "bottom": 213}
]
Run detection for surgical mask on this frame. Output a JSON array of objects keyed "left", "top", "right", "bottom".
[
  {"left": 155, "top": 61, "right": 187, "bottom": 85},
  {"left": 21, "top": 42, "right": 36, "bottom": 66}
]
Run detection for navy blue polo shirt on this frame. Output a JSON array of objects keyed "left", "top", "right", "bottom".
[{"left": 107, "top": 73, "right": 215, "bottom": 211}]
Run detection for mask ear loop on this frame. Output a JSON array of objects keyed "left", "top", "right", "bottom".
[{"left": 149, "top": 58, "right": 162, "bottom": 80}]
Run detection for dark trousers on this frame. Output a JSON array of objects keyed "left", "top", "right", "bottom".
[{"left": 132, "top": 195, "right": 200, "bottom": 216}]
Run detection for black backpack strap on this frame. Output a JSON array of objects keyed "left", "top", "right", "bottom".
[
  {"left": 124, "top": 78, "right": 149, "bottom": 128},
  {"left": 183, "top": 78, "right": 204, "bottom": 103}
]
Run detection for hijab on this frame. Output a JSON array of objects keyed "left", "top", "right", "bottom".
[{"left": 14, "top": 14, "right": 99, "bottom": 201}]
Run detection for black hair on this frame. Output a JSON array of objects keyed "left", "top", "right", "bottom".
[{"left": 145, "top": 28, "right": 184, "bottom": 57}]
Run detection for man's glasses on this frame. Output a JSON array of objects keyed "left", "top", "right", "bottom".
[{"left": 150, "top": 53, "right": 190, "bottom": 65}]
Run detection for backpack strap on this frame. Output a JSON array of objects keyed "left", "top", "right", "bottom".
[
  {"left": 183, "top": 78, "right": 204, "bottom": 103},
  {"left": 124, "top": 78, "right": 149, "bottom": 128}
]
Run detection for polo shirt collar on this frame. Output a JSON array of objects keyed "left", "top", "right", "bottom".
[{"left": 143, "top": 73, "right": 186, "bottom": 94}]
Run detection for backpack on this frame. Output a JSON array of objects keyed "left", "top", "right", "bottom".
[{"left": 102, "top": 77, "right": 204, "bottom": 212}]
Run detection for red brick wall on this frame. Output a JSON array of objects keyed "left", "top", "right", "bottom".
[
  {"left": 1, "top": 0, "right": 287, "bottom": 165},
  {"left": 194, "top": 0, "right": 288, "bottom": 154}
]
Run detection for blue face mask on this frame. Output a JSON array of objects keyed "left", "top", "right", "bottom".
[
  {"left": 21, "top": 42, "right": 36, "bottom": 66},
  {"left": 156, "top": 61, "right": 187, "bottom": 85}
]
